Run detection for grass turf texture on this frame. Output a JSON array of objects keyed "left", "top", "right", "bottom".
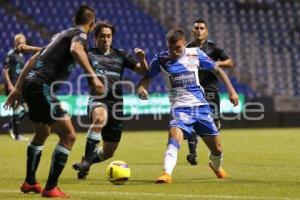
[{"left": 0, "top": 128, "right": 299, "bottom": 200}]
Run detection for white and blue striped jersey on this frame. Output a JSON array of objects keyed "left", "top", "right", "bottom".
[{"left": 146, "top": 47, "right": 216, "bottom": 108}]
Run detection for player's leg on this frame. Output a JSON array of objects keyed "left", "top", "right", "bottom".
[
  {"left": 73, "top": 105, "right": 107, "bottom": 179},
  {"left": 186, "top": 132, "right": 198, "bottom": 165},
  {"left": 12, "top": 104, "right": 29, "bottom": 141},
  {"left": 157, "top": 127, "right": 184, "bottom": 184},
  {"left": 42, "top": 115, "right": 75, "bottom": 197},
  {"left": 201, "top": 135, "right": 227, "bottom": 178},
  {"left": 21, "top": 123, "right": 50, "bottom": 193},
  {"left": 92, "top": 141, "right": 119, "bottom": 163}
]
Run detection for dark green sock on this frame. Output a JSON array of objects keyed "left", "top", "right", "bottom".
[
  {"left": 85, "top": 138, "right": 100, "bottom": 163},
  {"left": 45, "top": 145, "right": 69, "bottom": 190},
  {"left": 25, "top": 143, "right": 43, "bottom": 185}
]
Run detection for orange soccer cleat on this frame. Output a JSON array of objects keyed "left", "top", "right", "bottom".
[
  {"left": 209, "top": 162, "right": 228, "bottom": 178},
  {"left": 156, "top": 172, "right": 172, "bottom": 184},
  {"left": 42, "top": 187, "right": 69, "bottom": 198},
  {"left": 20, "top": 182, "right": 43, "bottom": 193}
]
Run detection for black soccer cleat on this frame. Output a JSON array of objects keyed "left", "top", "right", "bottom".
[
  {"left": 187, "top": 154, "right": 198, "bottom": 165},
  {"left": 73, "top": 156, "right": 90, "bottom": 179}
]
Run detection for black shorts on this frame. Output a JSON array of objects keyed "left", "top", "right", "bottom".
[
  {"left": 87, "top": 98, "right": 123, "bottom": 142},
  {"left": 21, "top": 79, "right": 67, "bottom": 125},
  {"left": 204, "top": 88, "right": 221, "bottom": 129}
]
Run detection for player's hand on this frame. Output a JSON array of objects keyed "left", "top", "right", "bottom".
[
  {"left": 137, "top": 87, "right": 149, "bottom": 100},
  {"left": 91, "top": 77, "right": 105, "bottom": 95},
  {"left": 134, "top": 48, "right": 146, "bottom": 60},
  {"left": 17, "top": 44, "right": 31, "bottom": 52},
  {"left": 229, "top": 91, "right": 239, "bottom": 106},
  {"left": 3, "top": 89, "right": 20, "bottom": 109},
  {"left": 7, "top": 85, "right": 15, "bottom": 93}
]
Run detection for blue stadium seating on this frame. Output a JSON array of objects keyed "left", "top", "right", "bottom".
[{"left": 1, "top": 0, "right": 299, "bottom": 97}]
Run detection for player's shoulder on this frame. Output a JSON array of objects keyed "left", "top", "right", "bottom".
[
  {"left": 154, "top": 51, "right": 169, "bottom": 64},
  {"left": 186, "top": 47, "right": 204, "bottom": 56},
  {"left": 156, "top": 51, "right": 168, "bottom": 59},
  {"left": 68, "top": 26, "right": 87, "bottom": 39},
  {"left": 113, "top": 48, "right": 126, "bottom": 55},
  {"left": 207, "top": 39, "right": 222, "bottom": 50},
  {"left": 6, "top": 49, "right": 15, "bottom": 56},
  {"left": 207, "top": 39, "right": 217, "bottom": 46}
]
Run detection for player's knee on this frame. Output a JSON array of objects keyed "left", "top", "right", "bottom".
[
  {"left": 61, "top": 131, "right": 76, "bottom": 147},
  {"left": 93, "top": 116, "right": 106, "bottom": 129}
]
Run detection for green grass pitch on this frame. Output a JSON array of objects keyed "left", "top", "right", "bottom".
[{"left": 0, "top": 128, "right": 299, "bottom": 200}]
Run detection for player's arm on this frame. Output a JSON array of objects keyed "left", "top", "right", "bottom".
[
  {"left": 213, "top": 63, "right": 238, "bottom": 106},
  {"left": 198, "top": 48, "right": 238, "bottom": 106},
  {"left": 137, "top": 77, "right": 152, "bottom": 100},
  {"left": 70, "top": 41, "right": 104, "bottom": 94},
  {"left": 17, "top": 44, "right": 42, "bottom": 54},
  {"left": 2, "top": 65, "right": 15, "bottom": 92},
  {"left": 218, "top": 58, "right": 234, "bottom": 68},
  {"left": 133, "top": 48, "right": 148, "bottom": 74},
  {"left": 4, "top": 52, "right": 39, "bottom": 108},
  {"left": 137, "top": 54, "right": 161, "bottom": 100},
  {"left": 216, "top": 47, "right": 234, "bottom": 68}
]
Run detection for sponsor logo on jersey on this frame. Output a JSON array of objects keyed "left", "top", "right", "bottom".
[{"left": 170, "top": 71, "right": 196, "bottom": 88}]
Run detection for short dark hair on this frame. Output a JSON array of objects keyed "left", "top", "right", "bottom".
[
  {"left": 94, "top": 21, "right": 116, "bottom": 37},
  {"left": 74, "top": 5, "right": 95, "bottom": 25},
  {"left": 194, "top": 18, "right": 208, "bottom": 28},
  {"left": 166, "top": 28, "right": 185, "bottom": 43}
]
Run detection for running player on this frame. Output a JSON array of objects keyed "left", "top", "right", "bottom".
[
  {"left": 2, "top": 34, "right": 29, "bottom": 141},
  {"left": 4, "top": 5, "right": 103, "bottom": 198},
  {"left": 186, "top": 19, "right": 235, "bottom": 165},
  {"left": 73, "top": 21, "right": 148, "bottom": 179},
  {"left": 137, "top": 28, "right": 238, "bottom": 183}
]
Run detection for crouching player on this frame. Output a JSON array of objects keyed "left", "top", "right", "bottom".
[
  {"left": 73, "top": 21, "right": 148, "bottom": 179},
  {"left": 137, "top": 28, "right": 238, "bottom": 183}
]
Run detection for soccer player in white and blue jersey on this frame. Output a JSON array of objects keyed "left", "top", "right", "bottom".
[{"left": 137, "top": 28, "right": 238, "bottom": 183}]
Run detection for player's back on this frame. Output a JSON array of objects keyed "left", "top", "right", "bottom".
[{"left": 34, "top": 26, "right": 87, "bottom": 83}]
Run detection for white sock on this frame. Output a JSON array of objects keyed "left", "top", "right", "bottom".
[
  {"left": 209, "top": 153, "right": 223, "bottom": 170},
  {"left": 95, "top": 147, "right": 105, "bottom": 162},
  {"left": 163, "top": 139, "right": 180, "bottom": 175},
  {"left": 87, "top": 129, "right": 102, "bottom": 141}
]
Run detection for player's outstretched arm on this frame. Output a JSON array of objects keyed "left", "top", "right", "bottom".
[
  {"left": 218, "top": 58, "right": 235, "bottom": 68},
  {"left": 214, "top": 63, "right": 239, "bottom": 106},
  {"left": 133, "top": 48, "right": 148, "bottom": 74},
  {"left": 137, "top": 77, "right": 151, "bottom": 100},
  {"left": 17, "top": 44, "right": 42, "bottom": 54},
  {"left": 4, "top": 52, "right": 39, "bottom": 109},
  {"left": 70, "top": 41, "right": 105, "bottom": 94}
]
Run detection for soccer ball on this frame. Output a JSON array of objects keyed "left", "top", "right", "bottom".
[{"left": 106, "top": 160, "right": 130, "bottom": 185}]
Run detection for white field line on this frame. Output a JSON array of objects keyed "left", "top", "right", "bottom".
[{"left": 0, "top": 189, "right": 299, "bottom": 200}]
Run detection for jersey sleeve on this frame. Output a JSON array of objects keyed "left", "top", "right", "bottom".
[
  {"left": 145, "top": 54, "right": 161, "bottom": 78},
  {"left": 71, "top": 32, "right": 88, "bottom": 47},
  {"left": 197, "top": 48, "right": 215, "bottom": 70},
  {"left": 215, "top": 47, "right": 229, "bottom": 61},
  {"left": 121, "top": 50, "right": 138, "bottom": 70},
  {"left": 3, "top": 52, "right": 11, "bottom": 69}
]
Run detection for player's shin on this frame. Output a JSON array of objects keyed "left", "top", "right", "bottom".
[
  {"left": 163, "top": 139, "right": 181, "bottom": 175},
  {"left": 85, "top": 129, "right": 101, "bottom": 163},
  {"left": 25, "top": 143, "right": 43, "bottom": 184}
]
